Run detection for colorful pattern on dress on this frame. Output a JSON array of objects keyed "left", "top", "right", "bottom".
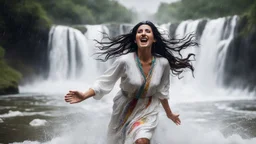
[
  {"left": 119, "top": 98, "right": 138, "bottom": 127},
  {"left": 128, "top": 117, "right": 147, "bottom": 134},
  {"left": 118, "top": 53, "right": 156, "bottom": 134},
  {"left": 145, "top": 96, "right": 152, "bottom": 108},
  {"left": 135, "top": 53, "right": 155, "bottom": 99}
]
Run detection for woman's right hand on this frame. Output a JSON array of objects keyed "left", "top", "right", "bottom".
[{"left": 64, "top": 90, "right": 86, "bottom": 104}]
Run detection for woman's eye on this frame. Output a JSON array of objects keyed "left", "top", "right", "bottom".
[{"left": 146, "top": 29, "right": 151, "bottom": 33}]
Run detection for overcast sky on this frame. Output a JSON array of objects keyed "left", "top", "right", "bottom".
[{"left": 117, "top": 0, "right": 180, "bottom": 14}]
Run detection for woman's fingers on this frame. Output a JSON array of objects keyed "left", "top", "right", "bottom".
[
  {"left": 70, "top": 101, "right": 78, "bottom": 104},
  {"left": 69, "top": 90, "right": 78, "bottom": 94},
  {"left": 170, "top": 114, "right": 181, "bottom": 125},
  {"left": 65, "top": 94, "right": 73, "bottom": 98},
  {"left": 176, "top": 117, "right": 181, "bottom": 125},
  {"left": 175, "top": 120, "right": 180, "bottom": 125},
  {"left": 64, "top": 90, "right": 81, "bottom": 104},
  {"left": 65, "top": 96, "right": 72, "bottom": 102},
  {"left": 64, "top": 93, "right": 76, "bottom": 102}
]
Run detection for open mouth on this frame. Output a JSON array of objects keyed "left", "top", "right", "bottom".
[{"left": 140, "top": 37, "right": 148, "bottom": 43}]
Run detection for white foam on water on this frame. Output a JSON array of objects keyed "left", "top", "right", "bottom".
[
  {"left": 0, "top": 118, "right": 3, "bottom": 123},
  {"left": 0, "top": 110, "right": 49, "bottom": 118},
  {"left": 29, "top": 119, "right": 47, "bottom": 127},
  {"left": 0, "top": 106, "right": 17, "bottom": 110},
  {"left": 0, "top": 110, "right": 24, "bottom": 118},
  {"left": 20, "top": 80, "right": 91, "bottom": 95},
  {"left": 12, "top": 141, "right": 40, "bottom": 144},
  {"left": 153, "top": 125, "right": 256, "bottom": 144},
  {"left": 12, "top": 122, "right": 256, "bottom": 144},
  {"left": 215, "top": 103, "right": 256, "bottom": 116}
]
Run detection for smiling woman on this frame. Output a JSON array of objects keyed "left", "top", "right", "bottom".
[
  {"left": 64, "top": 21, "right": 197, "bottom": 144},
  {"left": 135, "top": 25, "right": 156, "bottom": 49}
]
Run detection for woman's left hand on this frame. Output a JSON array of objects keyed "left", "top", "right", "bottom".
[{"left": 167, "top": 113, "right": 181, "bottom": 125}]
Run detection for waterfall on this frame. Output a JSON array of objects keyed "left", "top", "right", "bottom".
[
  {"left": 47, "top": 25, "right": 111, "bottom": 82},
  {"left": 46, "top": 24, "right": 135, "bottom": 83},
  {"left": 196, "top": 16, "right": 238, "bottom": 88},
  {"left": 47, "top": 25, "right": 88, "bottom": 81},
  {"left": 42, "top": 16, "right": 239, "bottom": 96},
  {"left": 169, "top": 16, "right": 238, "bottom": 91}
]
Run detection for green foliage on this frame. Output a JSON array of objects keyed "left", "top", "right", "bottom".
[
  {"left": 0, "top": 0, "right": 51, "bottom": 31},
  {"left": 247, "top": 1, "right": 256, "bottom": 28},
  {"left": 0, "top": 61, "right": 22, "bottom": 89},
  {"left": 0, "top": 46, "right": 22, "bottom": 91},
  {"left": 155, "top": 0, "right": 255, "bottom": 23},
  {"left": 83, "top": 0, "right": 133, "bottom": 24},
  {"left": 238, "top": 1, "right": 256, "bottom": 35},
  {"left": 0, "top": 0, "right": 51, "bottom": 50},
  {"left": 38, "top": 0, "right": 95, "bottom": 24},
  {"left": 72, "top": 25, "right": 88, "bottom": 34},
  {"left": 15, "top": 0, "right": 51, "bottom": 29},
  {"left": 0, "top": 46, "right": 4, "bottom": 59},
  {"left": 155, "top": 2, "right": 182, "bottom": 23},
  {"left": 37, "top": 0, "right": 134, "bottom": 24}
]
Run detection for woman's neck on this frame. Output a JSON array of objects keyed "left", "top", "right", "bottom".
[{"left": 137, "top": 47, "right": 152, "bottom": 63}]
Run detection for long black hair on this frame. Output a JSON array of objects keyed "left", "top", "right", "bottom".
[{"left": 94, "top": 21, "right": 198, "bottom": 77}]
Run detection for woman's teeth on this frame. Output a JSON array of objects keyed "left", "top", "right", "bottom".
[{"left": 140, "top": 38, "right": 148, "bottom": 42}]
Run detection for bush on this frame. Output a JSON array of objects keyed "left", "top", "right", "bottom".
[
  {"left": 0, "top": 46, "right": 22, "bottom": 94},
  {"left": 0, "top": 46, "right": 4, "bottom": 59}
]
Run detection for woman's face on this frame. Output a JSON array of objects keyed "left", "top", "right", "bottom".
[{"left": 135, "top": 24, "right": 156, "bottom": 49}]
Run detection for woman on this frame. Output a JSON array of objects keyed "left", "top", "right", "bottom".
[{"left": 64, "top": 21, "right": 197, "bottom": 144}]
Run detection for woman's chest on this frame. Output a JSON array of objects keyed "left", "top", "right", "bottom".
[{"left": 121, "top": 59, "right": 164, "bottom": 92}]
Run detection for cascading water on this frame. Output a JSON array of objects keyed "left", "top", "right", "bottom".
[
  {"left": 47, "top": 25, "right": 87, "bottom": 80},
  {"left": 196, "top": 16, "right": 238, "bottom": 89},
  {"left": 21, "top": 25, "right": 117, "bottom": 93},
  {"left": 15, "top": 16, "right": 256, "bottom": 144},
  {"left": 47, "top": 25, "right": 111, "bottom": 82},
  {"left": 46, "top": 24, "right": 132, "bottom": 83}
]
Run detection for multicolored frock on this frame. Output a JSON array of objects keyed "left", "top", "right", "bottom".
[{"left": 91, "top": 52, "right": 170, "bottom": 144}]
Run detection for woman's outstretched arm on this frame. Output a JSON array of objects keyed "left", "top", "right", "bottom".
[
  {"left": 64, "top": 88, "right": 95, "bottom": 104},
  {"left": 160, "top": 98, "right": 181, "bottom": 125},
  {"left": 65, "top": 57, "right": 125, "bottom": 103}
]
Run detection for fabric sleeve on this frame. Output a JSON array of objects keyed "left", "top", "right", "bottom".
[
  {"left": 155, "top": 59, "right": 170, "bottom": 100},
  {"left": 91, "top": 57, "right": 125, "bottom": 100}
]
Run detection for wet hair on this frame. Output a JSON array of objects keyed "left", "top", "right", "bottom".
[{"left": 95, "top": 21, "right": 198, "bottom": 77}]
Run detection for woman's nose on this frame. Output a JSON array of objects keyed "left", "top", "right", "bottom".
[{"left": 142, "top": 31, "right": 146, "bottom": 35}]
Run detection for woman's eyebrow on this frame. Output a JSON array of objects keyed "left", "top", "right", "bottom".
[{"left": 137, "top": 28, "right": 151, "bottom": 31}]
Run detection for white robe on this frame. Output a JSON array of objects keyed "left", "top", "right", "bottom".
[{"left": 91, "top": 52, "right": 170, "bottom": 144}]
